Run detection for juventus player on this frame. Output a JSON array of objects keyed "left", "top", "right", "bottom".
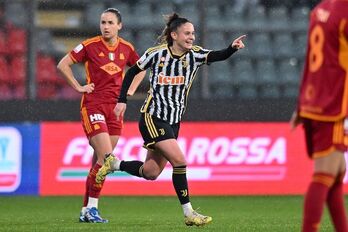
[{"left": 96, "top": 13, "right": 245, "bottom": 226}]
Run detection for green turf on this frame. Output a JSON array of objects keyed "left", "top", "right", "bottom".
[{"left": 0, "top": 195, "right": 340, "bottom": 231}]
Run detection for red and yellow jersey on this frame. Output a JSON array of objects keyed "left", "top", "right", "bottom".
[
  {"left": 298, "top": 0, "right": 348, "bottom": 121},
  {"left": 69, "top": 36, "right": 139, "bottom": 107}
]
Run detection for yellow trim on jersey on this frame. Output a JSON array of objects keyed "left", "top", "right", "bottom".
[
  {"left": 191, "top": 45, "right": 203, "bottom": 52},
  {"left": 145, "top": 44, "right": 167, "bottom": 55},
  {"left": 183, "top": 69, "right": 199, "bottom": 114},
  {"left": 140, "top": 94, "right": 153, "bottom": 113},
  {"left": 81, "top": 107, "right": 93, "bottom": 134},
  {"left": 82, "top": 36, "right": 101, "bottom": 47}
]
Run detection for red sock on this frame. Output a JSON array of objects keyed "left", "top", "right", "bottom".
[
  {"left": 82, "top": 168, "right": 93, "bottom": 207},
  {"left": 327, "top": 172, "right": 348, "bottom": 232},
  {"left": 88, "top": 163, "right": 105, "bottom": 198},
  {"left": 302, "top": 173, "right": 335, "bottom": 232}
]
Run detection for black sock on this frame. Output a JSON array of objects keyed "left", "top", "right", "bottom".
[
  {"left": 172, "top": 165, "right": 190, "bottom": 204},
  {"left": 120, "top": 161, "right": 144, "bottom": 178}
]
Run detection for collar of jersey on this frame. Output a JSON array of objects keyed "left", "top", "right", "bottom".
[
  {"left": 100, "top": 36, "right": 120, "bottom": 51},
  {"left": 168, "top": 45, "right": 188, "bottom": 59}
]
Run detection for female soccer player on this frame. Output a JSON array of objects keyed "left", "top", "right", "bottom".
[
  {"left": 290, "top": 0, "right": 348, "bottom": 231},
  {"left": 96, "top": 13, "right": 245, "bottom": 226},
  {"left": 57, "top": 8, "right": 145, "bottom": 223}
]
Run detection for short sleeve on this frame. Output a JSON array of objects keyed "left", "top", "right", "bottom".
[
  {"left": 191, "top": 45, "right": 211, "bottom": 67},
  {"left": 136, "top": 48, "right": 157, "bottom": 70},
  {"left": 126, "top": 48, "right": 140, "bottom": 67},
  {"left": 69, "top": 43, "right": 86, "bottom": 63}
]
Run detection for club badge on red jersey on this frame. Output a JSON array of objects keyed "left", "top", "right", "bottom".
[{"left": 108, "top": 52, "right": 115, "bottom": 61}]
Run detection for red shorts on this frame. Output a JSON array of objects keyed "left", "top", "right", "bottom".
[
  {"left": 80, "top": 103, "right": 123, "bottom": 139},
  {"left": 303, "top": 118, "right": 348, "bottom": 159}
]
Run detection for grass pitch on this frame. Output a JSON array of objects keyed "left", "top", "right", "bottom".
[{"left": 0, "top": 195, "right": 339, "bottom": 232}]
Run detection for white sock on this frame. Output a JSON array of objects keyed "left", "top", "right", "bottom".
[
  {"left": 113, "top": 159, "right": 121, "bottom": 170},
  {"left": 87, "top": 197, "right": 98, "bottom": 209},
  {"left": 182, "top": 202, "right": 193, "bottom": 216},
  {"left": 81, "top": 206, "right": 87, "bottom": 214}
]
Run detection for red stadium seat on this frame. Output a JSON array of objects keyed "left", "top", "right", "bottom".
[
  {"left": 36, "top": 55, "right": 59, "bottom": 83},
  {"left": 58, "top": 84, "right": 81, "bottom": 100},
  {"left": 8, "top": 28, "right": 27, "bottom": 55},
  {"left": 0, "top": 56, "right": 10, "bottom": 83},
  {"left": 12, "top": 84, "right": 26, "bottom": 99},
  {"left": 0, "top": 84, "right": 13, "bottom": 100},
  {"left": 9, "top": 55, "right": 26, "bottom": 85},
  {"left": 37, "top": 82, "right": 57, "bottom": 99},
  {"left": 0, "top": 30, "right": 8, "bottom": 54}
]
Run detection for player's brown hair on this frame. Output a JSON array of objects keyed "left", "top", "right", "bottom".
[
  {"left": 157, "top": 13, "right": 190, "bottom": 46},
  {"left": 103, "top": 8, "right": 122, "bottom": 23}
]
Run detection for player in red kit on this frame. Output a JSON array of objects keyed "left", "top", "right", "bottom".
[
  {"left": 290, "top": 1, "right": 348, "bottom": 231},
  {"left": 57, "top": 8, "right": 145, "bottom": 223}
]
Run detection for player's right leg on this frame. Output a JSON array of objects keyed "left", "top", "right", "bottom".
[
  {"left": 79, "top": 152, "right": 98, "bottom": 222},
  {"left": 82, "top": 132, "right": 115, "bottom": 223},
  {"left": 96, "top": 149, "right": 167, "bottom": 183},
  {"left": 79, "top": 105, "right": 120, "bottom": 223}
]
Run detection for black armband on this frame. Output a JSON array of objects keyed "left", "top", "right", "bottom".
[
  {"left": 118, "top": 64, "right": 142, "bottom": 103},
  {"left": 207, "top": 45, "right": 238, "bottom": 63}
]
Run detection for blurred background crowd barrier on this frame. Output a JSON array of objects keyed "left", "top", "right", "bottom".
[{"left": 0, "top": 0, "right": 319, "bottom": 121}]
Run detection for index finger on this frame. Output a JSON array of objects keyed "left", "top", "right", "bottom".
[{"left": 235, "top": 35, "right": 247, "bottom": 41}]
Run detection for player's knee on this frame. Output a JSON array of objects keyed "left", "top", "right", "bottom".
[
  {"left": 143, "top": 172, "right": 159, "bottom": 181},
  {"left": 142, "top": 168, "right": 161, "bottom": 180}
]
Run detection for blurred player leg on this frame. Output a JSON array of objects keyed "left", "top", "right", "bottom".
[
  {"left": 303, "top": 151, "right": 346, "bottom": 231},
  {"left": 326, "top": 155, "right": 348, "bottom": 232}
]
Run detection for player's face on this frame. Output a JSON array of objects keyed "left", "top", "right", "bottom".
[
  {"left": 100, "top": 12, "right": 122, "bottom": 41},
  {"left": 171, "top": 22, "right": 195, "bottom": 52}
]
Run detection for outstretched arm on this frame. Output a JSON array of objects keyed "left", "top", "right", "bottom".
[{"left": 207, "top": 35, "right": 246, "bottom": 63}]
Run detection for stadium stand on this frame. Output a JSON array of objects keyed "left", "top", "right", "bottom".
[{"left": 0, "top": 0, "right": 315, "bottom": 101}]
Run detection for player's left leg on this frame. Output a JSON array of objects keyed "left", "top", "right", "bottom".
[{"left": 155, "top": 139, "right": 212, "bottom": 226}]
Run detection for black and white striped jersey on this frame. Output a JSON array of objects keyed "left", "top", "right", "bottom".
[{"left": 137, "top": 44, "right": 211, "bottom": 124}]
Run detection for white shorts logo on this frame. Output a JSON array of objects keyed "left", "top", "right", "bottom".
[{"left": 89, "top": 114, "right": 105, "bottom": 123}]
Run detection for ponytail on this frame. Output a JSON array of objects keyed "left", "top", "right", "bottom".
[{"left": 157, "top": 13, "right": 190, "bottom": 46}]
